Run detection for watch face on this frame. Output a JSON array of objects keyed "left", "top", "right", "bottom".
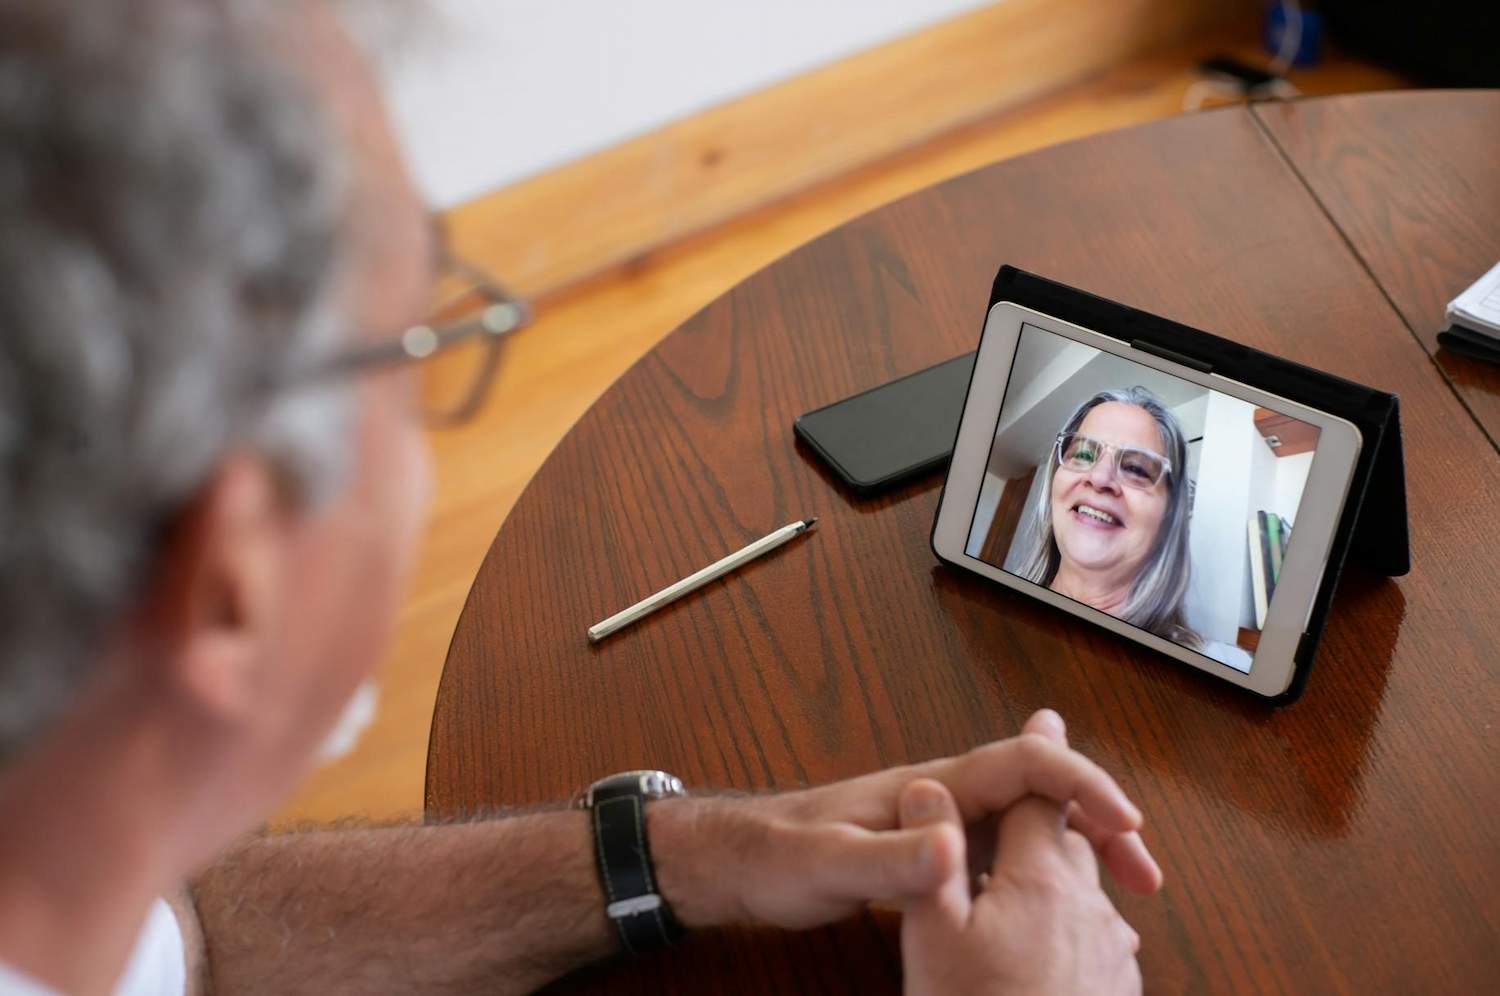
[
  {"left": 638, "top": 770, "right": 685, "bottom": 798},
  {"left": 584, "top": 770, "right": 686, "bottom": 808}
]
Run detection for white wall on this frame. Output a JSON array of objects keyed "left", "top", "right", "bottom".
[
  {"left": 365, "top": 0, "right": 1000, "bottom": 207},
  {"left": 1184, "top": 400, "right": 1318, "bottom": 640},
  {"left": 1272, "top": 451, "right": 1314, "bottom": 523},
  {"left": 995, "top": 337, "right": 1098, "bottom": 441},
  {"left": 1176, "top": 392, "right": 1208, "bottom": 483},
  {"left": 1184, "top": 392, "right": 1258, "bottom": 644}
]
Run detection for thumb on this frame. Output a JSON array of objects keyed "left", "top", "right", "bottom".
[{"left": 897, "top": 778, "right": 971, "bottom": 931}]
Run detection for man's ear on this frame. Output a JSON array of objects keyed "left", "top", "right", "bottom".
[{"left": 134, "top": 454, "right": 294, "bottom": 725}]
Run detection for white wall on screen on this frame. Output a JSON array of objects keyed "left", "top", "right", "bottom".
[
  {"left": 1184, "top": 391, "right": 1259, "bottom": 644},
  {"left": 993, "top": 336, "right": 1097, "bottom": 443},
  {"left": 364, "top": 0, "right": 1001, "bottom": 207},
  {"left": 1174, "top": 393, "right": 1209, "bottom": 436},
  {"left": 1183, "top": 404, "right": 1319, "bottom": 640},
  {"left": 1271, "top": 450, "right": 1314, "bottom": 523}
]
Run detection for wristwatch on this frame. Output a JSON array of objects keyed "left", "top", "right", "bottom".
[{"left": 578, "top": 769, "right": 689, "bottom": 955}]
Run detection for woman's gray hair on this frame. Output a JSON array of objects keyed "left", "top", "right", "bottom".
[
  {"left": 0, "top": 0, "right": 356, "bottom": 756},
  {"left": 1011, "top": 387, "right": 1201, "bottom": 648}
]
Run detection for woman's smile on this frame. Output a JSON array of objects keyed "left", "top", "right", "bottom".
[{"left": 1069, "top": 501, "right": 1125, "bottom": 528}]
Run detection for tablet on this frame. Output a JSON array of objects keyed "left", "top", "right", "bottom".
[{"left": 931, "top": 302, "right": 1363, "bottom": 698}]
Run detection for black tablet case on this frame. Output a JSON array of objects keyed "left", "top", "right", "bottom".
[{"left": 934, "top": 266, "right": 1409, "bottom": 704}]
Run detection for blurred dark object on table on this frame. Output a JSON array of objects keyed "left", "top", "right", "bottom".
[{"left": 1319, "top": 0, "right": 1499, "bottom": 86}]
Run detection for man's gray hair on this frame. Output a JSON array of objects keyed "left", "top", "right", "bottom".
[
  {"left": 1010, "top": 387, "right": 1202, "bottom": 648},
  {"left": 0, "top": 0, "right": 355, "bottom": 756}
]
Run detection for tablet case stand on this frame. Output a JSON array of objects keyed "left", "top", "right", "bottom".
[{"left": 952, "top": 266, "right": 1410, "bottom": 703}]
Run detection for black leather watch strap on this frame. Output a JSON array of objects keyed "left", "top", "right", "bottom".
[{"left": 591, "top": 793, "right": 687, "bottom": 954}]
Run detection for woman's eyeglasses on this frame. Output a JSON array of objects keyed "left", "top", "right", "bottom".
[
  {"left": 1055, "top": 432, "right": 1171, "bottom": 490},
  {"left": 307, "top": 256, "right": 531, "bottom": 427}
]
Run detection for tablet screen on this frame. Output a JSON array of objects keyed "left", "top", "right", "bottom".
[{"left": 963, "top": 323, "right": 1322, "bottom": 673}]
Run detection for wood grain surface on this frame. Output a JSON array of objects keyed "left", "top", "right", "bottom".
[
  {"left": 427, "top": 96, "right": 1500, "bottom": 993},
  {"left": 1254, "top": 90, "right": 1500, "bottom": 447}
]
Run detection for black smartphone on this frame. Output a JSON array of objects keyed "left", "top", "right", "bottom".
[
  {"left": 793, "top": 351, "right": 975, "bottom": 495},
  {"left": 1197, "top": 55, "right": 1280, "bottom": 92}
]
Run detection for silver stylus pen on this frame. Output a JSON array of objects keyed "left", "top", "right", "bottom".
[{"left": 587, "top": 517, "right": 818, "bottom": 643}]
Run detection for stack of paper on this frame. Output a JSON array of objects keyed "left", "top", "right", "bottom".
[{"left": 1439, "top": 260, "right": 1500, "bottom": 361}]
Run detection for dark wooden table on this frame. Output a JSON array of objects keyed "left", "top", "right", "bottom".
[{"left": 427, "top": 92, "right": 1500, "bottom": 994}]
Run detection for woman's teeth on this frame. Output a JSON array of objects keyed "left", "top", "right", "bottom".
[{"left": 1076, "top": 504, "right": 1118, "bottom": 525}]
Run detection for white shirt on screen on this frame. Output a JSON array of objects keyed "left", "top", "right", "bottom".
[{"left": 1202, "top": 639, "right": 1253, "bottom": 673}]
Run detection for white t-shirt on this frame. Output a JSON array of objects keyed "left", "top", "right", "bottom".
[{"left": 0, "top": 899, "right": 185, "bottom": 996}]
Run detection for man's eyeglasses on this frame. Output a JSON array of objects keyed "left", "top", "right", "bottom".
[
  {"left": 311, "top": 256, "right": 531, "bottom": 426},
  {"left": 1055, "top": 432, "right": 1172, "bottom": 490}
]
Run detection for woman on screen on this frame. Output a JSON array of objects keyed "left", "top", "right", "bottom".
[{"left": 1011, "top": 387, "right": 1205, "bottom": 650}]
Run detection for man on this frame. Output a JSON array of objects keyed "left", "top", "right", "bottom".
[{"left": 0, "top": 1, "right": 1160, "bottom": 993}]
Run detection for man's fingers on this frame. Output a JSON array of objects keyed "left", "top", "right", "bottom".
[
  {"left": 1098, "top": 831, "right": 1163, "bottom": 896},
  {"left": 1061, "top": 828, "right": 1100, "bottom": 885},
  {"left": 1023, "top": 709, "right": 1162, "bottom": 894},
  {"left": 1022, "top": 708, "right": 1067, "bottom": 742},
  {"left": 992, "top": 795, "right": 1070, "bottom": 882},
  {"left": 1119, "top": 918, "right": 1142, "bottom": 954},
  {"left": 896, "top": 779, "right": 971, "bottom": 929},
  {"left": 941, "top": 734, "right": 1142, "bottom": 835},
  {"left": 801, "top": 821, "right": 959, "bottom": 907},
  {"left": 1066, "top": 802, "right": 1163, "bottom": 895},
  {"left": 797, "top": 782, "right": 968, "bottom": 912}
]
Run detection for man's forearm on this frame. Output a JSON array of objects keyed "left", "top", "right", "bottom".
[
  {"left": 188, "top": 809, "right": 617, "bottom": 996},
  {"left": 180, "top": 730, "right": 1155, "bottom": 994}
]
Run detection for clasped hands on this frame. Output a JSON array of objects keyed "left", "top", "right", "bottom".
[{"left": 650, "top": 709, "right": 1158, "bottom": 994}]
